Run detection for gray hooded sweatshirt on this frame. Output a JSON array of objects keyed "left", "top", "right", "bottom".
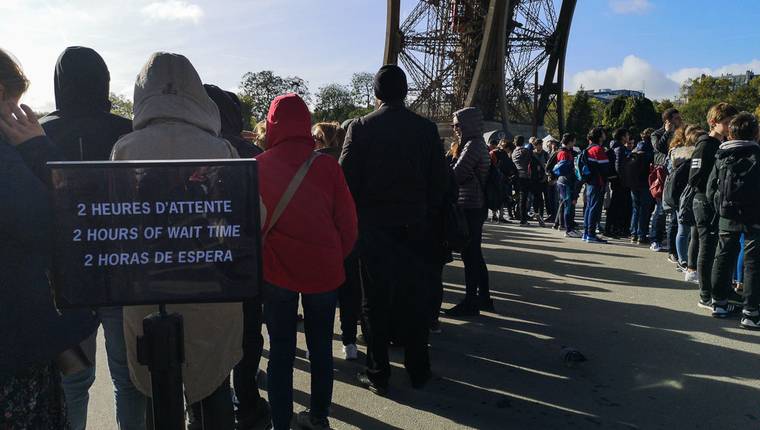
[
  {"left": 453, "top": 107, "right": 490, "bottom": 209},
  {"left": 111, "top": 52, "right": 242, "bottom": 404}
]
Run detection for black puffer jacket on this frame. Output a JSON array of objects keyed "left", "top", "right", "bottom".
[
  {"left": 40, "top": 46, "right": 133, "bottom": 161},
  {"left": 204, "top": 84, "right": 263, "bottom": 158},
  {"left": 0, "top": 136, "right": 97, "bottom": 378},
  {"left": 453, "top": 107, "right": 490, "bottom": 209}
]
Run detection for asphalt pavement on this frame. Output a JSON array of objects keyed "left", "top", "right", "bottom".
[{"left": 86, "top": 221, "right": 760, "bottom": 429}]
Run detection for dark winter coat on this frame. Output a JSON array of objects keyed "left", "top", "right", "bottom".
[
  {"left": 452, "top": 107, "right": 490, "bottom": 209},
  {"left": 651, "top": 127, "right": 672, "bottom": 166},
  {"left": 512, "top": 145, "right": 532, "bottom": 179},
  {"left": 204, "top": 84, "right": 263, "bottom": 158},
  {"left": 340, "top": 102, "right": 447, "bottom": 228},
  {"left": 707, "top": 140, "right": 760, "bottom": 232},
  {"left": 40, "top": 46, "right": 132, "bottom": 161},
  {"left": 0, "top": 136, "right": 97, "bottom": 378},
  {"left": 607, "top": 140, "right": 627, "bottom": 179},
  {"left": 688, "top": 134, "right": 722, "bottom": 196}
]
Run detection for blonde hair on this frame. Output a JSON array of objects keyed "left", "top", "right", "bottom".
[
  {"left": 669, "top": 126, "right": 688, "bottom": 150},
  {"left": 334, "top": 121, "right": 346, "bottom": 148},
  {"left": 686, "top": 125, "right": 707, "bottom": 147},
  {"left": 0, "top": 48, "right": 29, "bottom": 100},
  {"left": 312, "top": 122, "right": 341, "bottom": 149},
  {"left": 707, "top": 102, "right": 738, "bottom": 129},
  {"left": 253, "top": 120, "right": 267, "bottom": 149}
]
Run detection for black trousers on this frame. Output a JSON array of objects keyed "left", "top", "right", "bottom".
[
  {"left": 338, "top": 250, "right": 362, "bottom": 345},
  {"left": 666, "top": 210, "right": 678, "bottom": 254},
  {"left": 147, "top": 377, "right": 234, "bottom": 430},
  {"left": 231, "top": 299, "right": 265, "bottom": 425},
  {"left": 711, "top": 230, "right": 760, "bottom": 311},
  {"left": 428, "top": 261, "right": 445, "bottom": 324},
  {"left": 517, "top": 178, "right": 531, "bottom": 222},
  {"left": 359, "top": 226, "right": 430, "bottom": 386},
  {"left": 462, "top": 208, "right": 489, "bottom": 301},
  {"left": 605, "top": 181, "right": 631, "bottom": 235},
  {"left": 694, "top": 195, "right": 719, "bottom": 301}
]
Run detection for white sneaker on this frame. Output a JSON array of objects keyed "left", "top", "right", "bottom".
[
  {"left": 343, "top": 343, "right": 358, "bottom": 360},
  {"left": 684, "top": 270, "right": 699, "bottom": 284},
  {"left": 650, "top": 242, "right": 662, "bottom": 252}
]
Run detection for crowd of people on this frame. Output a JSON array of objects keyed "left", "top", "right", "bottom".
[
  {"left": 485, "top": 104, "right": 760, "bottom": 331},
  {"left": 1, "top": 43, "right": 759, "bottom": 430}
]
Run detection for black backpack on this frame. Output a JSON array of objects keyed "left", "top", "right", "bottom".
[
  {"left": 622, "top": 151, "right": 647, "bottom": 189},
  {"left": 663, "top": 161, "right": 690, "bottom": 211},
  {"left": 717, "top": 152, "right": 760, "bottom": 224},
  {"left": 545, "top": 151, "right": 560, "bottom": 181},
  {"left": 479, "top": 164, "right": 506, "bottom": 211}
]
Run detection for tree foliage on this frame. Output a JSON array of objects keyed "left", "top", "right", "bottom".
[
  {"left": 565, "top": 89, "right": 594, "bottom": 139},
  {"left": 110, "top": 92, "right": 133, "bottom": 119},
  {"left": 239, "top": 70, "right": 311, "bottom": 123},
  {"left": 350, "top": 72, "right": 375, "bottom": 108},
  {"left": 313, "top": 83, "right": 356, "bottom": 123},
  {"left": 603, "top": 96, "right": 628, "bottom": 129},
  {"left": 619, "top": 96, "right": 659, "bottom": 134}
]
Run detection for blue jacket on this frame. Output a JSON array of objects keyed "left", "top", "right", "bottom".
[{"left": 0, "top": 136, "right": 97, "bottom": 378}]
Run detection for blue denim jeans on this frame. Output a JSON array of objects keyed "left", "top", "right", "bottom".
[
  {"left": 676, "top": 222, "right": 690, "bottom": 264},
  {"left": 630, "top": 190, "right": 653, "bottom": 238},
  {"left": 583, "top": 183, "right": 604, "bottom": 238},
  {"left": 649, "top": 199, "right": 665, "bottom": 243},
  {"left": 264, "top": 284, "right": 337, "bottom": 430},
  {"left": 63, "top": 307, "right": 147, "bottom": 430},
  {"left": 558, "top": 182, "right": 576, "bottom": 232}
]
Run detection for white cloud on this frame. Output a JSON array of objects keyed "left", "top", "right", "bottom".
[
  {"left": 610, "top": 0, "right": 653, "bottom": 14},
  {"left": 570, "top": 55, "right": 679, "bottom": 100},
  {"left": 668, "top": 60, "right": 760, "bottom": 84},
  {"left": 141, "top": 1, "right": 204, "bottom": 23}
]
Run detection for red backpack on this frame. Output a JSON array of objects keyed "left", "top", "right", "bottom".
[{"left": 648, "top": 164, "right": 668, "bottom": 200}]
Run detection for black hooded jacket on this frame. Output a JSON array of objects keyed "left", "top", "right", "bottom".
[
  {"left": 40, "top": 47, "right": 133, "bottom": 161},
  {"left": 204, "top": 84, "right": 262, "bottom": 158},
  {"left": 688, "top": 133, "right": 722, "bottom": 195}
]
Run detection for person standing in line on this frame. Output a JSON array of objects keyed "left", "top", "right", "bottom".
[
  {"left": 445, "top": 107, "right": 492, "bottom": 317},
  {"left": 582, "top": 127, "right": 610, "bottom": 243},
  {"left": 688, "top": 103, "right": 739, "bottom": 309},
  {"left": 205, "top": 83, "right": 270, "bottom": 429},
  {"left": 256, "top": 93, "right": 357, "bottom": 430},
  {"left": 0, "top": 47, "right": 98, "bottom": 430},
  {"left": 111, "top": 52, "right": 244, "bottom": 429},
  {"left": 530, "top": 137, "right": 550, "bottom": 227},
  {"left": 604, "top": 128, "right": 631, "bottom": 238},
  {"left": 553, "top": 133, "right": 580, "bottom": 237},
  {"left": 38, "top": 46, "right": 146, "bottom": 430},
  {"left": 489, "top": 138, "right": 516, "bottom": 223},
  {"left": 628, "top": 128, "right": 656, "bottom": 245},
  {"left": 341, "top": 65, "right": 447, "bottom": 395},
  {"left": 313, "top": 121, "right": 363, "bottom": 361},
  {"left": 512, "top": 135, "right": 532, "bottom": 225},
  {"left": 649, "top": 108, "right": 683, "bottom": 252},
  {"left": 706, "top": 112, "right": 760, "bottom": 328}
]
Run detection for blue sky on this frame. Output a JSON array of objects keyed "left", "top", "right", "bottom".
[{"left": 3, "top": 0, "right": 760, "bottom": 111}]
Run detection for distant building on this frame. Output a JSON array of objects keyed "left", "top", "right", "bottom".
[
  {"left": 721, "top": 70, "right": 756, "bottom": 89},
  {"left": 681, "top": 70, "right": 757, "bottom": 102},
  {"left": 578, "top": 88, "right": 645, "bottom": 103}
]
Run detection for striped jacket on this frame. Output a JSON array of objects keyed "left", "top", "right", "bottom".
[{"left": 586, "top": 143, "right": 611, "bottom": 186}]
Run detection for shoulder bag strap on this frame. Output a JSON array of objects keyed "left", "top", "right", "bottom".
[{"left": 263, "top": 152, "right": 321, "bottom": 241}]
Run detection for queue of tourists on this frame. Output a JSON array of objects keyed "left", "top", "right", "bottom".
[{"left": 2, "top": 45, "right": 759, "bottom": 430}]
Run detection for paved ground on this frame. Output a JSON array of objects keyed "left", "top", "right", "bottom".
[{"left": 87, "top": 222, "right": 760, "bottom": 429}]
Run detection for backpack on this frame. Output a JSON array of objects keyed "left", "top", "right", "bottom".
[
  {"left": 575, "top": 149, "right": 592, "bottom": 183},
  {"left": 545, "top": 151, "right": 560, "bottom": 181},
  {"left": 622, "top": 151, "right": 648, "bottom": 189},
  {"left": 716, "top": 152, "right": 760, "bottom": 224},
  {"left": 678, "top": 184, "right": 696, "bottom": 226},
  {"left": 648, "top": 164, "right": 668, "bottom": 200},
  {"left": 479, "top": 164, "right": 506, "bottom": 211},
  {"left": 663, "top": 161, "right": 690, "bottom": 211}
]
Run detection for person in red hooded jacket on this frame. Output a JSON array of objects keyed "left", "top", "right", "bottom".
[{"left": 255, "top": 93, "right": 357, "bottom": 430}]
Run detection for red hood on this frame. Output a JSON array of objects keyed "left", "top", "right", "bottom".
[{"left": 266, "top": 93, "right": 314, "bottom": 150}]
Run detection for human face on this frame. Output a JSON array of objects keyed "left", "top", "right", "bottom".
[
  {"left": 452, "top": 121, "right": 461, "bottom": 139},
  {"left": 713, "top": 117, "right": 732, "bottom": 138}
]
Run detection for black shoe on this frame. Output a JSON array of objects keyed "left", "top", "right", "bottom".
[
  {"left": 295, "top": 410, "right": 331, "bottom": 430},
  {"left": 498, "top": 217, "right": 510, "bottom": 224},
  {"left": 697, "top": 297, "right": 712, "bottom": 310},
  {"left": 630, "top": 235, "right": 638, "bottom": 244},
  {"left": 667, "top": 254, "right": 679, "bottom": 264},
  {"left": 430, "top": 319, "right": 442, "bottom": 334},
  {"left": 727, "top": 290, "right": 745, "bottom": 305},
  {"left": 519, "top": 221, "right": 529, "bottom": 226},
  {"left": 356, "top": 333, "right": 366, "bottom": 345},
  {"left": 445, "top": 300, "right": 480, "bottom": 317},
  {"left": 410, "top": 370, "right": 432, "bottom": 389},
  {"left": 237, "top": 398, "right": 272, "bottom": 430},
  {"left": 740, "top": 311, "right": 760, "bottom": 330},
  {"left": 356, "top": 372, "right": 387, "bottom": 396},
  {"left": 478, "top": 298, "right": 495, "bottom": 312},
  {"left": 712, "top": 302, "right": 742, "bottom": 318}
]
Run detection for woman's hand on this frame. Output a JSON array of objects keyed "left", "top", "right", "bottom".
[{"left": 0, "top": 103, "right": 45, "bottom": 146}]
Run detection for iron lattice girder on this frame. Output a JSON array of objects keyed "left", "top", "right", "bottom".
[{"left": 385, "top": 0, "right": 576, "bottom": 133}]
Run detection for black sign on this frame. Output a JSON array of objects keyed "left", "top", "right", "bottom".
[{"left": 48, "top": 159, "right": 262, "bottom": 308}]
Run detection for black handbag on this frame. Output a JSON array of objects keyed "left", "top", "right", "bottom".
[{"left": 443, "top": 201, "right": 470, "bottom": 252}]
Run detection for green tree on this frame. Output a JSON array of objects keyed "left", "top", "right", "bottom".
[
  {"left": 313, "top": 83, "right": 356, "bottom": 123},
  {"left": 618, "top": 97, "right": 659, "bottom": 132},
  {"left": 239, "top": 70, "right": 311, "bottom": 122},
  {"left": 350, "top": 72, "right": 375, "bottom": 108},
  {"left": 603, "top": 96, "right": 629, "bottom": 129},
  {"left": 110, "top": 92, "right": 133, "bottom": 119},
  {"left": 566, "top": 90, "right": 594, "bottom": 139}
]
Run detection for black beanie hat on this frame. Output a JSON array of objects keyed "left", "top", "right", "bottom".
[{"left": 374, "top": 65, "right": 408, "bottom": 103}]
